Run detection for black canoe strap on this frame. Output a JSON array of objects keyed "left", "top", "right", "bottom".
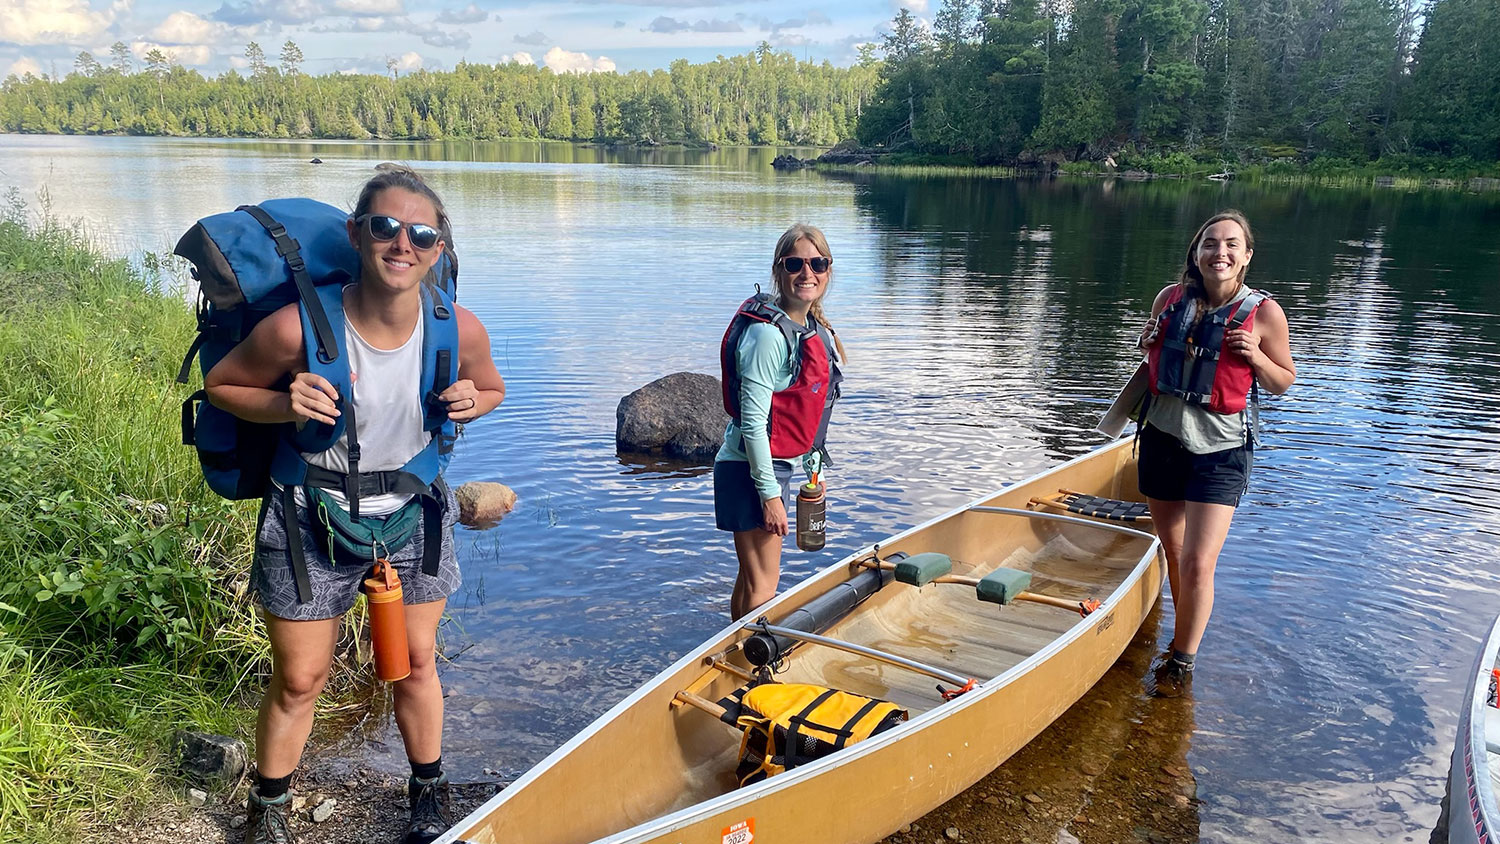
[{"left": 238, "top": 204, "right": 339, "bottom": 366}]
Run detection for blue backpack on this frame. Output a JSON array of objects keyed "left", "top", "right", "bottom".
[{"left": 174, "top": 198, "right": 460, "bottom": 601}]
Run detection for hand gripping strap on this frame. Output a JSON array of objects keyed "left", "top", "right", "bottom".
[
  {"left": 291, "top": 283, "right": 350, "bottom": 453},
  {"left": 421, "top": 285, "right": 461, "bottom": 462}
]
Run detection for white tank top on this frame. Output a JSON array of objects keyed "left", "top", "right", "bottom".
[{"left": 302, "top": 299, "right": 431, "bottom": 515}]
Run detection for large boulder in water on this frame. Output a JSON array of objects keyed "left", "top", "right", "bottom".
[
  {"left": 616, "top": 373, "right": 727, "bottom": 464},
  {"left": 454, "top": 481, "right": 517, "bottom": 527}
]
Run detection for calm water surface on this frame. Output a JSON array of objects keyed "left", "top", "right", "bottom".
[{"left": 5, "top": 135, "right": 1499, "bottom": 843}]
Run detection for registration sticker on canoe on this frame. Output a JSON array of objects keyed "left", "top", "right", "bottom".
[{"left": 721, "top": 819, "right": 754, "bottom": 844}]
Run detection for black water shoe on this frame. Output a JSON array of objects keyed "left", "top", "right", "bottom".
[
  {"left": 1151, "top": 656, "right": 1194, "bottom": 699},
  {"left": 245, "top": 787, "right": 296, "bottom": 844},
  {"left": 402, "top": 773, "right": 453, "bottom": 844}
]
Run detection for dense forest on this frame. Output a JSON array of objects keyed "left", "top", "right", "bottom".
[
  {"left": 1, "top": 0, "right": 1496, "bottom": 170},
  {"left": 857, "top": 0, "right": 1500, "bottom": 167},
  {"left": 0, "top": 42, "right": 879, "bottom": 146}
]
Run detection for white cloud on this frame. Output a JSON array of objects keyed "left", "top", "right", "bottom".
[
  {"left": 5, "top": 56, "right": 42, "bottom": 78},
  {"left": 393, "top": 50, "right": 422, "bottom": 71},
  {"left": 500, "top": 51, "right": 535, "bottom": 65},
  {"left": 332, "top": 0, "right": 404, "bottom": 15},
  {"left": 542, "top": 46, "right": 614, "bottom": 74},
  {"left": 149, "top": 11, "right": 228, "bottom": 46},
  {"left": 131, "top": 40, "right": 214, "bottom": 66},
  {"left": 892, "top": 0, "right": 928, "bottom": 11},
  {"left": 435, "top": 3, "right": 487, "bottom": 24},
  {"left": 0, "top": 0, "right": 129, "bottom": 47},
  {"left": 514, "top": 30, "right": 549, "bottom": 45}
]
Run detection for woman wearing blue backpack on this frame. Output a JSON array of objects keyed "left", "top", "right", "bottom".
[{"left": 204, "top": 164, "right": 505, "bottom": 844}]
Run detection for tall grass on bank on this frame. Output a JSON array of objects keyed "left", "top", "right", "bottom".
[{"left": 0, "top": 205, "right": 265, "bottom": 841}]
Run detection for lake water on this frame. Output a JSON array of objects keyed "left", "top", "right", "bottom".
[{"left": 4, "top": 134, "right": 1499, "bottom": 843}]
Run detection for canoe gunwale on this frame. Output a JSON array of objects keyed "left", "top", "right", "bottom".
[{"left": 440, "top": 439, "right": 1159, "bottom": 844}]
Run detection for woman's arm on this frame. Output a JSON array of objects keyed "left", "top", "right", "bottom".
[
  {"left": 1229, "top": 298, "right": 1296, "bottom": 395},
  {"left": 442, "top": 305, "right": 506, "bottom": 423},
  {"left": 204, "top": 304, "right": 341, "bottom": 425},
  {"left": 735, "top": 324, "right": 790, "bottom": 502}
]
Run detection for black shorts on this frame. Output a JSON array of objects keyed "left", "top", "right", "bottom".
[
  {"left": 714, "top": 459, "right": 794, "bottom": 533},
  {"left": 1137, "top": 424, "right": 1253, "bottom": 507}
]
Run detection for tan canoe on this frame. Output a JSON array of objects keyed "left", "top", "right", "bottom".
[{"left": 441, "top": 438, "right": 1164, "bottom": 844}]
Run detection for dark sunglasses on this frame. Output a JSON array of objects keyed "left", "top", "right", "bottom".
[
  {"left": 355, "top": 214, "right": 441, "bottom": 251},
  {"left": 777, "top": 255, "right": 832, "bottom": 274}
]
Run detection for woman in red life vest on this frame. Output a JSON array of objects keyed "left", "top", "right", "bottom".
[
  {"left": 1137, "top": 210, "right": 1296, "bottom": 697},
  {"left": 715, "top": 224, "right": 846, "bottom": 619}
]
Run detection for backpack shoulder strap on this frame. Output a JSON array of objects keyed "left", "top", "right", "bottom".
[{"left": 239, "top": 204, "right": 341, "bottom": 365}]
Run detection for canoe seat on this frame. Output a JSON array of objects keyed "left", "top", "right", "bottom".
[
  {"left": 1029, "top": 489, "right": 1151, "bottom": 523},
  {"left": 976, "top": 569, "right": 1032, "bottom": 605},
  {"left": 894, "top": 552, "right": 953, "bottom": 587}
]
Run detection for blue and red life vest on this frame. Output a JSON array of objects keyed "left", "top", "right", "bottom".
[
  {"left": 720, "top": 292, "right": 843, "bottom": 460},
  {"left": 1147, "top": 285, "right": 1269, "bottom": 414}
]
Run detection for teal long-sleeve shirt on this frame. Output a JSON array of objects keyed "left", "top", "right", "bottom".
[{"left": 715, "top": 321, "right": 823, "bottom": 502}]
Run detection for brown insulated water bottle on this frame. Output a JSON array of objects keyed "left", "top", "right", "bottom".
[
  {"left": 796, "top": 476, "right": 826, "bottom": 552},
  {"left": 364, "top": 558, "right": 411, "bottom": 682}
]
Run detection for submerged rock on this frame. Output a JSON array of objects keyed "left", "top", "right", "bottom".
[
  {"left": 616, "top": 372, "right": 727, "bottom": 464},
  {"left": 454, "top": 481, "right": 517, "bottom": 526}
]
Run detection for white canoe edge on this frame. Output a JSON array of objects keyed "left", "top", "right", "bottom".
[
  {"left": 438, "top": 438, "right": 1159, "bottom": 844},
  {"left": 1449, "top": 610, "right": 1500, "bottom": 844}
]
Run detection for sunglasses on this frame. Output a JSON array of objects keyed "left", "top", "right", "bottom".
[
  {"left": 777, "top": 255, "right": 832, "bottom": 274},
  {"left": 356, "top": 214, "right": 441, "bottom": 251}
]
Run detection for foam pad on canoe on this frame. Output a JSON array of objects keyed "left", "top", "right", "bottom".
[
  {"left": 894, "top": 552, "right": 952, "bottom": 587},
  {"left": 977, "top": 569, "right": 1032, "bottom": 605}
]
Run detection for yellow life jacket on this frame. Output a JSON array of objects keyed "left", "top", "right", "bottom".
[{"left": 723, "top": 683, "right": 907, "bottom": 786}]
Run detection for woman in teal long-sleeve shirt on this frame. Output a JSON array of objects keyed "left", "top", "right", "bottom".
[{"left": 715, "top": 224, "right": 846, "bottom": 619}]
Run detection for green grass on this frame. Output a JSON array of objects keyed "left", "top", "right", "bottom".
[{"left": 0, "top": 202, "right": 272, "bottom": 840}]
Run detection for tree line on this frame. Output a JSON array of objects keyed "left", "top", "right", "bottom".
[
  {"left": 857, "top": 0, "right": 1499, "bottom": 167},
  {"left": 0, "top": 42, "right": 880, "bottom": 147}
]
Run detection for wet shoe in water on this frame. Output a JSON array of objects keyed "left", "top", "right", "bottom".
[
  {"left": 402, "top": 774, "right": 453, "bottom": 844},
  {"left": 1151, "top": 657, "right": 1194, "bottom": 698},
  {"left": 245, "top": 787, "right": 296, "bottom": 844}
]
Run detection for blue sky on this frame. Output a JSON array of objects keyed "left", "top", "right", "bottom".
[{"left": 1, "top": 0, "right": 927, "bottom": 80}]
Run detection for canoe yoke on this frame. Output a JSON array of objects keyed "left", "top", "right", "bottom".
[{"left": 858, "top": 547, "right": 1102, "bottom": 617}]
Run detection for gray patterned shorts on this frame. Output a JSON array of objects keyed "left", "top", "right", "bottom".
[{"left": 251, "top": 483, "right": 462, "bottom": 621}]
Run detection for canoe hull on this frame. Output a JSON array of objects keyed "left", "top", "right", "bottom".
[
  {"left": 442, "top": 439, "right": 1162, "bottom": 844},
  {"left": 1443, "top": 611, "right": 1500, "bottom": 844}
]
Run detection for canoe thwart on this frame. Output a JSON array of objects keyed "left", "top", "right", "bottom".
[
  {"left": 976, "top": 568, "right": 1032, "bottom": 604},
  {"left": 1028, "top": 489, "right": 1153, "bottom": 523},
  {"left": 894, "top": 552, "right": 953, "bottom": 586},
  {"left": 673, "top": 690, "right": 728, "bottom": 719}
]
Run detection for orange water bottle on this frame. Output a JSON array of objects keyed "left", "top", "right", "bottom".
[
  {"left": 796, "top": 475, "right": 826, "bottom": 552},
  {"left": 364, "top": 558, "right": 410, "bottom": 682}
]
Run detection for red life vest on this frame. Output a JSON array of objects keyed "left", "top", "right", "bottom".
[
  {"left": 1147, "top": 286, "right": 1269, "bottom": 414},
  {"left": 720, "top": 293, "right": 843, "bottom": 459}
]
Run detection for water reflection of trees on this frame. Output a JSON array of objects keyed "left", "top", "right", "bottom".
[{"left": 837, "top": 173, "right": 1500, "bottom": 458}]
